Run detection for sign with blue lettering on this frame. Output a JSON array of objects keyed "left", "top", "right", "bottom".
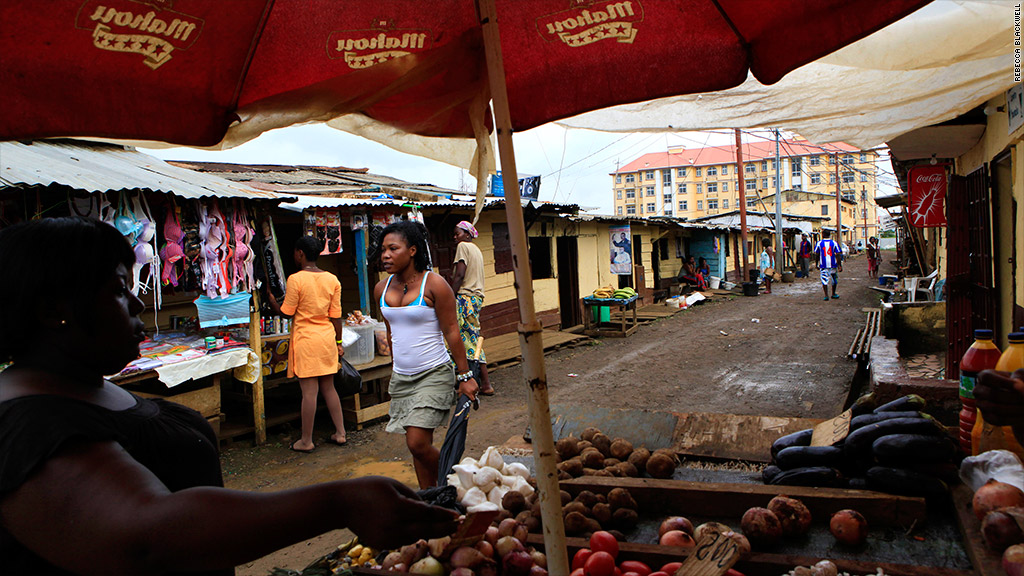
[{"left": 489, "top": 172, "right": 540, "bottom": 200}]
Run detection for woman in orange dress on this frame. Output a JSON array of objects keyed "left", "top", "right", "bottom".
[{"left": 266, "top": 236, "right": 347, "bottom": 452}]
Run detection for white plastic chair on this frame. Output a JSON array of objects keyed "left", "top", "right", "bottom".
[{"left": 904, "top": 270, "right": 939, "bottom": 303}]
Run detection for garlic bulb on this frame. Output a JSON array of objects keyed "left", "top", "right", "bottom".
[
  {"left": 456, "top": 483, "right": 467, "bottom": 501},
  {"left": 501, "top": 475, "right": 518, "bottom": 487},
  {"left": 467, "top": 501, "right": 500, "bottom": 514},
  {"left": 505, "top": 462, "right": 530, "bottom": 479},
  {"left": 446, "top": 473, "right": 459, "bottom": 488},
  {"left": 488, "top": 485, "right": 510, "bottom": 506},
  {"left": 511, "top": 475, "right": 535, "bottom": 497},
  {"left": 480, "top": 446, "right": 505, "bottom": 471},
  {"left": 461, "top": 486, "right": 487, "bottom": 508},
  {"left": 459, "top": 456, "right": 478, "bottom": 467},
  {"left": 453, "top": 463, "right": 479, "bottom": 489},
  {"left": 473, "top": 466, "right": 501, "bottom": 493}
]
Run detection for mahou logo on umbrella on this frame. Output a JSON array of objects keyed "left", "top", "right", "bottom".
[
  {"left": 329, "top": 19, "right": 431, "bottom": 69},
  {"left": 538, "top": 0, "right": 643, "bottom": 47},
  {"left": 76, "top": 0, "right": 204, "bottom": 70},
  {"left": 908, "top": 165, "right": 948, "bottom": 228}
]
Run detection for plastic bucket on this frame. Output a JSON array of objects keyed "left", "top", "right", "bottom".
[
  {"left": 748, "top": 269, "right": 760, "bottom": 282},
  {"left": 742, "top": 282, "right": 759, "bottom": 297},
  {"left": 343, "top": 321, "right": 377, "bottom": 366},
  {"left": 721, "top": 281, "right": 736, "bottom": 290},
  {"left": 591, "top": 306, "right": 610, "bottom": 323},
  {"left": 782, "top": 271, "right": 795, "bottom": 283},
  {"left": 708, "top": 276, "right": 721, "bottom": 289}
]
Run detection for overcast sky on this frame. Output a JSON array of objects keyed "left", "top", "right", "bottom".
[{"left": 144, "top": 124, "right": 898, "bottom": 215}]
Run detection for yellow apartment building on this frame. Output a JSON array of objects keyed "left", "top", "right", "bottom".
[{"left": 610, "top": 136, "right": 883, "bottom": 246}]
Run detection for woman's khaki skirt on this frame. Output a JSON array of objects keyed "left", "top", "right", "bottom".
[{"left": 386, "top": 362, "right": 456, "bottom": 434}]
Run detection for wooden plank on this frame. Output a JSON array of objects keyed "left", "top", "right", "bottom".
[
  {"left": 951, "top": 483, "right": 1004, "bottom": 576},
  {"left": 526, "top": 535, "right": 971, "bottom": 576},
  {"left": 134, "top": 382, "right": 221, "bottom": 418},
  {"left": 560, "top": 477, "right": 927, "bottom": 527},
  {"left": 673, "top": 413, "right": 820, "bottom": 462}
]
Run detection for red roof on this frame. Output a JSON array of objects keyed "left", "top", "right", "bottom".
[{"left": 615, "top": 139, "right": 861, "bottom": 174}]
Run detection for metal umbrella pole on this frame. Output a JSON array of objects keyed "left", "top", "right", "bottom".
[{"left": 477, "top": 1, "right": 569, "bottom": 575}]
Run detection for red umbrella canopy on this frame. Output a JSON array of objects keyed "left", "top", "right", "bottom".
[{"left": 0, "top": 0, "right": 930, "bottom": 147}]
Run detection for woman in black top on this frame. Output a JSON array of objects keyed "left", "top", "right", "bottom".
[{"left": 0, "top": 218, "right": 457, "bottom": 575}]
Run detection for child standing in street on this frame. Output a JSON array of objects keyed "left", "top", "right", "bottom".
[{"left": 759, "top": 238, "right": 775, "bottom": 294}]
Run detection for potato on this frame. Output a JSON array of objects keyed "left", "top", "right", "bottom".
[
  {"left": 594, "top": 469, "right": 614, "bottom": 477},
  {"left": 524, "top": 515, "right": 542, "bottom": 534},
  {"left": 592, "top": 502, "right": 613, "bottom": 524},
  {"left": 560, "top": 490, "right": 572, "bottom": 505},
  {"left": 556, "top": 437, "right": 580, "bottom": 460},
  {"left": 582, "top": 468, "right": 598, "bottom": 476},
  {"left": 628, "top": 447, "right": 651, "bottom": 471},
  {"left": 563, "top": 501, "right": 589, "bottom": 518},
  {"left": 653, "top": 448, "right": 681, "bottom": 465},
  {"left": 557, "top": 470, "right": 571, "bottom": 481},
  {"left": 582, "top": 517, "right": 603, "bottom": 535},
  {"left": 515, "top": 510, "right": 533, "bottom": 524},
  {"left": 581, "top": 427, "right": 601, "bottom": 442},
  {"left": 558, "top": 457, "right": 584, "bottom": 477},
  {"left": 607, "top": 529, "right": 627, "bottom": 542},
  {"left": 575, "top": 490, "right": 600, "bottom": 508},
  {"left": 606, "top": 465, "right": 624, "bottom": 477},
  {"left": 595, "top": 493, "right": 607, "bottom": 504},
  {"left": 591, "top": 433, "right": 613, "bottom": 457},
  {"left": 503, "top": 490, "right": 528, "bottom": 515},
  {"left": 767, "top": 495, "right": 812, "bottom": 537},
  {"left": 741, "top": 507, "right": 783, "bottom": 545},
  {"left": 612, "top": 507, "right": 639, "bottom": 530},
  {"left": 564, "top": 511, "right": 589, "bottom": 535},
  {"left": 531, "top": 501, "right": 543, "bottom": 518},
  {"left": 646, "top": 452, "right": 676, "bottom": 479},
  {"left": 610, "top": 439, "right": 634, "bottom": 460},
  {"left": 528, "top": 492, "right": 539, "bottom": 505},
  {"left": 617, "top": 461, "right": 639, "bottom": 478},
  {"left": 497, "top": 509, "right": 513, "bottom": 522},
  {"left": 603, "top": 458, "right": 621, "bottom": 468},
  {"left": 608, "top": 488, "right": 638, "bottom": 511},
  {"left": 577, "top": 440, "right": 593, "bottom": 452},
  {"left": 581, "top": 448, "right": 605, "bottom": 469},
  {"left": 829, "top": 509, "right": 868, "bottom": 546}
]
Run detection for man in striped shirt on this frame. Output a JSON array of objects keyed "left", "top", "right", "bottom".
[{"left": 814, "top": 230, "right": 843, "bottom": 301}]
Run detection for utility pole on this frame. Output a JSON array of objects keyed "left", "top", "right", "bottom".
[
  {"left": 735, "top": 129, "right": 749, "bottom": 282},
  {"left": 861, "top": 186, "right": 867, "bottom": 245},
  {"left": 834, "top": 153, "right": 842, "bottom": 245},
  {"left": 774, "top": 129, "right": 783, "bottom": 267}
]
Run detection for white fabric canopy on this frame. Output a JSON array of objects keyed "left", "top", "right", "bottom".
[{"left": 557, "top": 1, "right": 1014, "bottom": 150}]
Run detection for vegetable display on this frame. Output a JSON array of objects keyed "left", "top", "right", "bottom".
[
  {"left": 447, "top": 447, "right": 535, "bottom": 514},
  {"left": 764, "top": 394, "right": 958, "bottom": 496},
  {"left": 554, "top": 428, "right": 678, "bottom": 480}
]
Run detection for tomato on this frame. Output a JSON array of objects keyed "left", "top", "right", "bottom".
[
  {"left": 589, "top": 531, "right": 619, "bottom": 559},
  {"left": 572, "top": 549, "right": 593, "bottom": 573},
  {"left": 571, "top": 569, "right": 585, "bottom": 576},
  {"left": 660, "top": 563, "right": 682, "bottom": 575},
  {"left": 584, "top": 551, "right": 617, "bottom": 576},
  {"left": 648, "top": 571, "right": 670, "bottom": 576},
  {"left": 622, "top": 572, "right": 641, "bottom": 576},
  {"left": 614, "top": 568, "right": 622, "bottom": 576},
  {"left": 724, "top": 570, "right": 746, "bottom": 576},
  {"left": 618, "top": 561, "right": 651, "bottom": 576}
]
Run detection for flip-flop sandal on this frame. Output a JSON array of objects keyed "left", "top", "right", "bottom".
[
  {"left": 324, "top": 436, "right": 347, "bottom": 446},
  {"left": 478, "top": 388, "right": 496, "bottom": 396},
  {"left": 289, "top": 441, "right": 315, "bottom": 453}
]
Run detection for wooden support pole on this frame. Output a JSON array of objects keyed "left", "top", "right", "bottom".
[
  {"left": 477, "top": 2, "right": 568, "bottom": 575},
  {"left": 250, "top": 291, "right": 267, "bottom": 445},
  {"left": 734, "top": 129, "right": 749, "bottom": 279},
  {"left": 355, "top": 228, "right": 370, "bottom": 312}
]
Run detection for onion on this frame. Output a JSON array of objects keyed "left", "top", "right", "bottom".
[
  {"left": 496, "top": 536, "right": 525, "bottom": 558},
  {"left": 498, "top": 518, "right": 519, "bottom": 538},
  {"left": 503, "top": 550, "right": 534, "bottom": 576},
  {"left": 484, "top": 526, "right": 500, "bottom": 547},
  {"left": 530, "top": 550, "right": 547, "bottom": 568},
  {"left": 974, "top": 480, "right": 1024, "bottom": 521},
  {"left": 410, "top": 556, "right": 445, "bottom": 576},
  {"left": 982, "top": 507, "right": 1024, "bottom": 550},
  {"left": 475, "top": 540, "right": 495, "bottom": 559},
  {"left": 451, "top": 569, "right": 475, "bottom": 576},
  {"left": 451, "top": 546, "right": 493, "bottom": 570},
  {"left": 811, "top": 560, "right": 838, "bottom": 576},
  {"left": 529, "top": 566, "right": 549, "bottom": 576},
  {"left": 393, "top": 564, "right": 408, "bottom": 574},
  {"left": 477, "top": 562, "right": 498, "bottom": 576},
  {"left": 659, "top": 516, "right": 694, "bottom": 537},
  {"left": 1005, "top": 544, "right": 1024, "bottom": 576},
  {"left": 382, "top": 552, "right": 404, "bottom": 571},
  {"left": 428, "top": 536, "right": 452, "bottom": 559},
  {"left": 693, "top": 522, "right": 731, "bottom": 542}
]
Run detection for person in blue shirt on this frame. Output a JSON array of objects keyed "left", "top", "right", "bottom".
[{"left": 814, "top": 229, "right": 843, "bottom": 301}]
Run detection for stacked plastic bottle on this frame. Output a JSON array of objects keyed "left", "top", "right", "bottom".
[
  {"left": 958, "top": 329, "right": 1001, "bottom": 453},
  {"left": 972, "top": 330, "right": 1024, "bottom": 459}
]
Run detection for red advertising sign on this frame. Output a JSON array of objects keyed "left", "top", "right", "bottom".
[{"left": 908, "top": 165, "right": 948, "bottom": 228}]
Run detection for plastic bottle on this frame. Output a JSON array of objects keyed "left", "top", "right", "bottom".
[
  {"left": 959, "top": 329, "right": 1001, "bottom": 453},
  {"left": 972, "top": 331, "right": 1024, "bottom": 458}
]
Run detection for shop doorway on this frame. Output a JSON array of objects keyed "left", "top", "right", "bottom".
[{"left": 556, "top": 236, "right": 581, "bottom": 328}]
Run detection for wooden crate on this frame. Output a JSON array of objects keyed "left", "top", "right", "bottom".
[{"left": 133, "top": 381, "right": 221, "bottom": 418}]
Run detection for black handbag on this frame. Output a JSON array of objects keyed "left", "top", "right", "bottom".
[{"left": 334, "top": 358, "right": 362, "bottom": 396}]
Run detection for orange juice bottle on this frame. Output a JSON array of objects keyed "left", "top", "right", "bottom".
[
  {"left": 972, "top": 331, "right": 1024, "bottom": 458},
  {"left": 959, "top": 329, "right": 1001, "bottom": 454}
]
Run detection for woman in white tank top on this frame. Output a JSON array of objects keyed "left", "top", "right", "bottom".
[{"left": 374, "top": 221, "right": 479, "bottom": 489}]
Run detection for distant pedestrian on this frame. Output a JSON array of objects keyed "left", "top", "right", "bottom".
[
  {"left": 759, "top": 238, "right": 775, "bottom": 294},
  {"left": 798, "top": 234, "right": 812, "bottom": 279},
  {"left": 449, "top": 221, "right": 494, "bottom": 396},
  {"left": 866, "top": 236, "right": 880, "bottom": 279},
  {"left": 814, "top": 229, "right": 843, "bottom": 300}
]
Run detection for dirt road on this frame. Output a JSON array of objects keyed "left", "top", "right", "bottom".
[{"left": 227, "top": 252, "right": 886, "bottom": 574}]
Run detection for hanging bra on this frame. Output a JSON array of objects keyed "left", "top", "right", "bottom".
[{"left": 160, "top": 205, "right": 185, "bottom": 287}]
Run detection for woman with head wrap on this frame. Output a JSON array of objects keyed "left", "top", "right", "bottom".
[{"left": 449, "top": 221, "right": 494, "bottom": 395}]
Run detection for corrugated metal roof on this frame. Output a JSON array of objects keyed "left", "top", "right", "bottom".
[
  {"left": 0, "top": 140, "right": 289, "bottom": 201},
  {"left": 275, "top": 193, "right": 577, "bottom": 213}
]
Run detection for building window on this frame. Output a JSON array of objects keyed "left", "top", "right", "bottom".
[
  {"left": 793, "top": 184, "right": 802, "bottom": 191},
  {"left": 677, "top": 183, "right": 687, "bottom": 194},
  {"left": 722, "top": 182, "right": 728, "bottom": 192},
  {"left": 810, "top": 174, "right": 821, "bottom": 185},
  {"left": 842, "top": 171, "right": 854, "bottom": 183},
  {"left": 860, "top": 172, "right": 868, "bottom": 182},
  {"left": 617, "top": 206, "right": 623, "bottom": 215},
  {"left": 862, "top": 208, "right": 868, "bottom": 218},
  {"left": 616, "top": 190, "right": 622, "bottom": 200},
  {"left": 625, "top": 188, "right": 635, "bottom": 199},
  {"left": 647, "top": 203, "right": 656, "bottom": 213},
  {"left": 821, "top": 205, "right": 829, "bottom": 216},
  {"left": 528, "top": 236, "right": 553, "bottom": 280},
  {"left": 860, "top": 152, "right": 868, "bottom": 162},
  {"left": 697, "top": 200, "right": 703, "bottom": 210},
  {"left": 492, "top": 222, "right": 514, "bottom": 274},
  {"left": 810, "top": 155, "right": 820, "bottom": 166},
  {"left": 723, "top": 198, "right": 729, "bottom": 209},
  {"left": 762, "top": 178, "right": 768, "bottom": 189},
  {"left": 745, "top": 164, "right": 756, "bottom": 174},
  {"left": 646, "top": 186, "right": 656, "bottom": 196},
  {"left": 747, "top": 198, "right": 757, "bottom": 207},
  {"left": 626, "top": 205, "right": 636, "bottom": 215},
  {"left": 679, "top": 200, "right": 687, "bottom": 210},
  {"left": 762, "top": 160, "right": 768, "bottom": 171},
  {"left": 696, "top": 167, "right": 702, "bottom": 177},
  {"left": 828, "top": 155, "right": 836, "bottom": 165},
  {"left": 677, "top": 167, "right": 686, "bottom": 177},
  {"left": 645, "top": 170, "right": 655, "bottom": 180},
  {"left": 696, "top": 183, "right": 703, "bottom": 194},
  {"left": 722, "top": 165, "right": 729, "bottom": 175},
  {"left": 745, "top": 178, "right": 756, "bottom": 190},
  {"left": 707, "top": 182, "right": 718, "bottom": 194},
  {"left": 830, "top": 174, "right": 837, "bottom": 184},
  {"left": 707, "top": 166, "right": 718, "bottom": 176},
  {"left": 707, "top": 199, "right": 718, "bottom": 210},
  {"left": 664, "top": 194, "right": 672, "bottom": 206},
  {"left": 664, "top": 209, "right": 673, "bottom": 216},
  {"left": 625, "top": 173, "right": 635, "bottom": 183},
  {"left": 842, "top": 154, "right": 854, "bottom": 165},
  {"left": 791, "top": 157, "right": 801, "bottom": 176},
  {"left": 662, "top": 171, "right": 672, "bottom": 186},
  {"left": 616, "top": 175, "right": 622, "bottom": 183}
]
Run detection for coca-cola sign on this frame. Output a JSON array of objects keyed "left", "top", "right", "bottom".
[{"left": 908, "top": 165, "right": 947, "bottom": 228}]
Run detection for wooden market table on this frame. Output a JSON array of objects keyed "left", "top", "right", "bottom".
[{"left": 582, "top": 294, "right": 639, "bottom": 338}]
